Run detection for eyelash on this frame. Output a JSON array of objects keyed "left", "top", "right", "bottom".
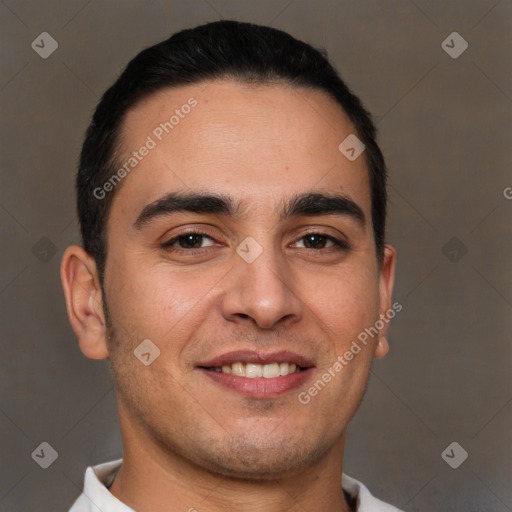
[
  {"left": 297, "top": 231, "right": 350, "bottom": 251},
  {"left": 160, "top": 230, "right": 350, "bottom": 253},
  {"left": 161, "top": 230, "right": 217, "bottom": 252}
]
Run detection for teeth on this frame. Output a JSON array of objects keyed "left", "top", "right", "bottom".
[
  {"left": 246, "top": 363, "right": 262, "bottom": 378},
  {"left": 213, "top": 362, "right": 302, "bottom": 378},
  {"left": 231, "top": 362, "right": 245, "bottom": 376},
  {"left": 279, "top": 362, "right": 289, "bottom": 375},
  {"left": 263, "top": 362, "right": 280, "bottom": 378}
]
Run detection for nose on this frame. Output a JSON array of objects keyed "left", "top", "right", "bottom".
[{"left": 220, "top": 242, "right": 303, "bottom": 330}]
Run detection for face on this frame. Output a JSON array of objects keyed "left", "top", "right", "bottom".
[{"left": 65, "top": 79, "right": 395, "bottom": 480}]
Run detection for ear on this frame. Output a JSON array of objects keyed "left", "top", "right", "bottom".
[
  {"left": 60, "top": 245, "right": 109, "bottom": 360},
  {"left": 374, "top": 244, "right": 397, "bottom": 359}
]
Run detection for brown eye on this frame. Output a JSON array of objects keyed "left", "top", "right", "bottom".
[
  {"left": 302, "top": 234, "right": 329, "bottom": 249},
  {"left": 178, "top": 234, "right": 204, "bottom": 248},
  {"left": 291, "top": 232, "right": 350, "bottom": 251},
  {"left": 162, "top": 232, "right": 216, "bottom": 250}
]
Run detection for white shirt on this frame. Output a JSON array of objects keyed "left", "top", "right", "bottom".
[{"left": 68, "top": 459, "right": 405, "bottom": 512}]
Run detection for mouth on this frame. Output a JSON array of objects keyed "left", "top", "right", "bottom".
[{"left": 196, "top": 350, "right": 315, "bottom": 398}]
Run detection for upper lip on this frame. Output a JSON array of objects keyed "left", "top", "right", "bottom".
[{"left": 197, "top": 350, "right": 315, "bottom": 369}]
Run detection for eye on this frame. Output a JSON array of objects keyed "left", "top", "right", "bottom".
[
  {"left": 162, "top": 232, "right": 216, "bottom": 250},
  {"left": 292, "top": 233, "right": 349, "bottom": 250}
]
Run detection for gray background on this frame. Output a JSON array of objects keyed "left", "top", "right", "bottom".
[{"left": 1, "top": 0, "right": 511, "bottom": 510}]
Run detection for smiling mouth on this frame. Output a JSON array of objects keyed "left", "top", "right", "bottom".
[
  {"left": 202, "top": 361, "right": 303, "bottom": 378},
  {"left": 196, "top": 350, "right": 315, "bottom": 397}
]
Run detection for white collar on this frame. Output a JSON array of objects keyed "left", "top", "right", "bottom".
[{"left": 68, "top": 459, "right": 404, "bottom": 512}]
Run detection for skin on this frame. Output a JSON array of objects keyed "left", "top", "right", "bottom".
[{"left": 61, "top": 79, "right": 396, "bottom": 512}]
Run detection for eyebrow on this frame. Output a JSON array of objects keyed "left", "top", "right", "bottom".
[
  {"left": 133, "top": 192, "right": 240, "bottom": 229},
  {"left": 281, "top": 192, "right": 365, "bottom": 225},
  {"left": 133, "top": 191, "right": 366, "bottom": 229}
]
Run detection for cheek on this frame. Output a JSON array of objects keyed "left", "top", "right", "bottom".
[
  {"left": 303, "top": 262, "right": 380, "bottom": 343},
  {"left": 105, "top": 257, "right": 221, "bottom": 348}
]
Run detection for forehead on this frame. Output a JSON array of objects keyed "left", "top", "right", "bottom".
[{"left": 112, "top": 79, "right": 371, "bottom": 220}]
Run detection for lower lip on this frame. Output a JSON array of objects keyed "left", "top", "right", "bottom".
[{"left": 198, "top": 368, "right": 314, "bottom": 398}]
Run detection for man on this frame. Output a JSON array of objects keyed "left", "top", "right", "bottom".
[{"left": 61, "top": 20, "right": 403, "bottom": 512}]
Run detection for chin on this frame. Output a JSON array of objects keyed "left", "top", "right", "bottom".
[{"left": 185, "top": 433, "right": 330, "bottom": 481}]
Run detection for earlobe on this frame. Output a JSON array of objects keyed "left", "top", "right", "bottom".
[
  {"left": 60, "top": 245, "right": 109, "bottom": 360},
  {"left": 374, "top": 336, "right": 389, "bottom": 359}
]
